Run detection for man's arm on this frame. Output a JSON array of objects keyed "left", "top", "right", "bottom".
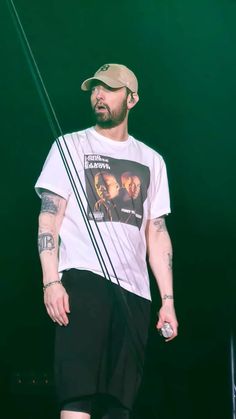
[
  {"left": 38, "top": 190, "right": 69, "bottom": 326},
  {"left": 146, "top": 216, "right": 178, "bottom": 341}
]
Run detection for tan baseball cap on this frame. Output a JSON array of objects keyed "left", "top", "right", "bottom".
[{"left": 81, "top": 63, "right": 138, "bottom": 93}]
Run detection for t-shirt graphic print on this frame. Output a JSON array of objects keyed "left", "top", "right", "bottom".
[{"left": 84, "top": 154, "right": 150, "bottom": 229}]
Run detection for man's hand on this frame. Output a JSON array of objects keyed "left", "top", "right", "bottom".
[
  {"left": 157, "top": 302, "right": 178, "bottom": 342},
  {"left": 44, "top": 283, "right": 70, "bottom": 326}
]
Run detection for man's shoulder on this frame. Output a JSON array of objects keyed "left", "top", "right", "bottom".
[
  {"left": 130, "top": 134, "right": 164, "bottom": 161},
  {"left": 58, "top": 128, "right": 88, "bottom": 143}
]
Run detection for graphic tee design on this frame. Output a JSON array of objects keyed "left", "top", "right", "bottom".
[{"left": 84, "top": 154, "right": 150, "bottom": 229}]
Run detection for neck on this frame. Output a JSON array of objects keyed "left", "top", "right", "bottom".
[{"left": 94, "top": 119, "right": 129, "bottom": 142}]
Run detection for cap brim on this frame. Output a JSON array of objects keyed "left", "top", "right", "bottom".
[{"left": 81, "top": 76, "right": 126, "bottom": 91}]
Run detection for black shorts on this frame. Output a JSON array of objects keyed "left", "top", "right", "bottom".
[{"left": 54, "top": 269, "right": 151, "bottom": 410}]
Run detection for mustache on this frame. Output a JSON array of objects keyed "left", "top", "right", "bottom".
[{"left": 93, "top": 101, "right": 111, "bottom": 113}]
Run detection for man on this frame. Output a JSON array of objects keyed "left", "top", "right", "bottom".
[
  {"left": 120, "top": 172, "right": 141, "bottom": 201},
  {"left": 35, "top": 63, "right": 178, "bottom": 419},
  {"left": 94, "top": 171, "right": 120, "bottom": 221}
]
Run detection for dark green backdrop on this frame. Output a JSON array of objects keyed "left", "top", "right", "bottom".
[{"left": 1, "top": 1, "right": 235, "bottom": 418}]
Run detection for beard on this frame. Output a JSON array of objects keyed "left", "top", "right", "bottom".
[{"left": 92, "top": 99, "right": 128, "bottom": 128}]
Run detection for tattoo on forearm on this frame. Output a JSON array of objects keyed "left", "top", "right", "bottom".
[
  {"left": 38, "top": 233, "right": 55, "bottom": 254},
  {"left": 40, "top": 192, "right": 59, "bottom": 214},
  {"left": 168, "top": 252, "right": 173, "bottom": 270},
  {"left": 153, "top": 217, "right": 167, "bottom": 232}
]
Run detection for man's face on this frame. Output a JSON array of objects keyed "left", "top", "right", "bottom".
[
  {"left": 90, "top": 83, "right": 128, "bottom": 128},
  {"left": 95, "top": 173, "right": 120, "bottom": 200},
  {"left": 123, "top": 175, "right": 141, "bottom": 199}
]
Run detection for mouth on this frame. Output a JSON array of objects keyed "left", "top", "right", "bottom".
[{"left": 95, "top": 103, "right": 109, "bottom": 113}]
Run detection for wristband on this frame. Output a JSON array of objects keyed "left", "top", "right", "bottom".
[
  {"left": 43, "top": 280, "right": 62, "bottom": 292},
  {"left": 162, "top": 294, "right": 174, "bottom": 300}
]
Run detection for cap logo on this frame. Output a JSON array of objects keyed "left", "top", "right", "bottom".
[{"left": 98, "top": 64, "right": 110, "bottom": 72}]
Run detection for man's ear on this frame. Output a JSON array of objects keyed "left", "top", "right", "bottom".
[{"left": 127, "top": 93, "right": 139, "bottom": 109}]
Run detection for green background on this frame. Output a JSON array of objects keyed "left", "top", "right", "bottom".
[{"left": 1, "top": 0, "right": 235, "bottom": 418}]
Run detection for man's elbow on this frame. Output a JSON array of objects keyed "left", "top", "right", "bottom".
[{"left": 38, "top": 212, "right": 56, "bottom": 231}]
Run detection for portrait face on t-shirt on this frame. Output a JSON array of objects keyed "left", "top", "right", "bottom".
[
  {"left": 121, "top": 172, "right": 141, "bottom": 200},
  {"left": 94, "top": 172, "right": 120, "bottom": 201},
  {"left": 84, "top": 154, "right": 150, "bottom": 229}
]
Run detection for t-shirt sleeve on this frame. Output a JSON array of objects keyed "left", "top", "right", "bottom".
[
  {"left": 35, "top": 139, "right": 72, "bottom": 200},
  {"left": 147, "top": 155, "right": 171, "bottom": 219}
]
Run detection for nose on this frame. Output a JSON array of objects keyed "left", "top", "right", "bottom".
[{"left": 93, "top": 86, "right": 105, "bottom": 101}]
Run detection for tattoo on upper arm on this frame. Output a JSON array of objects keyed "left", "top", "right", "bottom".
[
  {"left": 40, "top": 192, "right": 59, "bottom": 214},
  {"left": 168, "top": 252, "right": 173, "bottom": 270},
  {"left": 38, "top": 233, "right": 55, "bottom": 254},
  {"left": 153, "top": 217, "right": 167, "bottom": 232}
]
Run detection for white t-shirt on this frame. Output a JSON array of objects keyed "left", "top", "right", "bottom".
[{"left": 35, "top": 127, "right": 171, "bottom": 300}]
